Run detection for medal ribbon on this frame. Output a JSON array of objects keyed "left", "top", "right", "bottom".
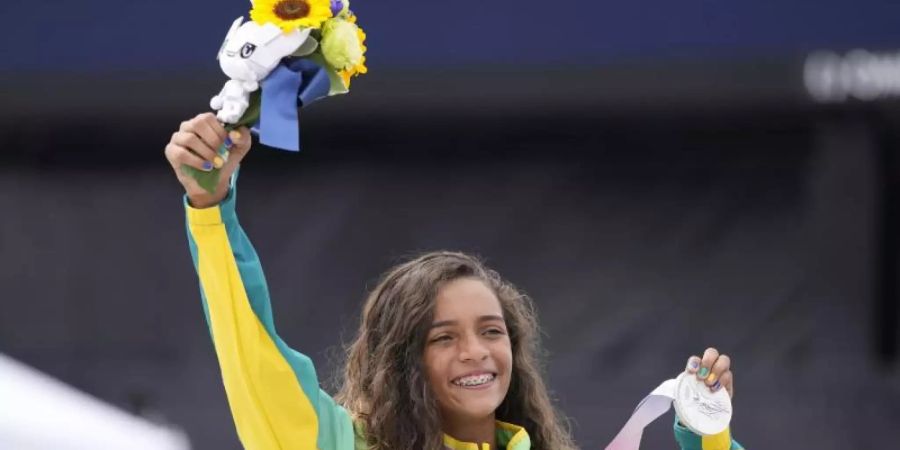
[
  {"left": 605, "top": 378, "right": 678, "bottom": 450},
  {"left": 255, "top": 58, "right": 332, "bottom": 151}
]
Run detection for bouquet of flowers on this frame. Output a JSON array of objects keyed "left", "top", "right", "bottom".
[{"left": 186, "top": 0, "right": 368, "bottom": 193}]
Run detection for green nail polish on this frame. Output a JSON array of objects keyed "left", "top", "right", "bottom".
[{"left": 698, "top": 367, "right": 709, "bottom": 378}]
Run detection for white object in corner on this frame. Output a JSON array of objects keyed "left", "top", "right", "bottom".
[{"left": 0, "top": 353, "right": 191, "bottom": 450}]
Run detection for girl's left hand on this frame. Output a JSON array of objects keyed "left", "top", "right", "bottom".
[{"left": 685, "top": 347, "right": 733, "bottom": 398}]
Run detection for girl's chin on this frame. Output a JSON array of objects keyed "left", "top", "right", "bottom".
[
  {"left": 450, "top": 404, "right": 501, "bottom": 421},
  {"left": 447, "top": 394, "right": 506, "bottom": 418}
]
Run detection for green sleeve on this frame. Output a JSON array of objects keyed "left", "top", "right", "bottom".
[{"left": 185, "top": 172, "right": 354, "bottom": 449}]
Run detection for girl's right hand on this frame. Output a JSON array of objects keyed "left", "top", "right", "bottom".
[{"left": 164, "top": 112, "right": 252, "bottom": 208}]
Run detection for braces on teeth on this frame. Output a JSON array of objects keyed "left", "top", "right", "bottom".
[{"left": 455, "top": 374, "right": 495, "bottom": 386}]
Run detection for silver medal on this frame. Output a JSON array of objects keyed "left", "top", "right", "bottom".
[{"left": 672, "top": 371, "right": 732, "bottom": 436}]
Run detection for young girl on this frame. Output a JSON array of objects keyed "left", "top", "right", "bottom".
[{"left": 165, "top": 113, "right": 742, "bottom": 450}]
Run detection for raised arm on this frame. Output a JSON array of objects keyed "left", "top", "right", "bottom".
[{"left": 166, "top": 113, "right": 355, "bottom": 450}]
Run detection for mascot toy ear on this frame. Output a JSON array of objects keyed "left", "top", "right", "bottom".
[
  {"left": 255, "top": 22, "right": 312, "bottom": 46},
  {"left": 256, "top": 22, "right": 285, "bottom": 45},
  {"left": 217, "top": 16, "right": 245, "bottom": 60},
  {"left": 243, "top": 23, "right": 310, "bottom": 70}
]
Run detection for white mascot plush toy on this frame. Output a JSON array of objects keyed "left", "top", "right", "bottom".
[{"left": 210, "top": 16, "right": 311, "bottom": 123}]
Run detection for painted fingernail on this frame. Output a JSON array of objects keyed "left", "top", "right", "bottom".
[
  {"left": 710, "top": 380, "right": 722, "bottom": 392},
  {"left": 213, "top": 156, "right": 224, "bottom": 169},
  {"left": 687, "top": 359, "right": 700, "bottom": 371},
  {"left": 697, "top": 367, "right": 710, "bottom": 379},
  {"left": 706, "top": 372, "right": 718, "bottom": 384},
  {"left": 229, "top": 130, "right": 241, "bottom": 141},
  {"left": 202, "top": 161, "right": 213, "bottom": 171},
  {"left": 224, "top": 136, "right": 233, "bottom": 148}
]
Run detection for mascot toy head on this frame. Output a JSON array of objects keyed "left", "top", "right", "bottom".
[{"left": 217, "top": 16, "right": 310, "bottom": 82}]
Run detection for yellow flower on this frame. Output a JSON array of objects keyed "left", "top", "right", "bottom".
[
  {"left": 251, "top": 0, "right": 333, "bottom": 31},
  {"left": 336, "top": 18, "right": 367, "bottom": 88},
  {"left": 321, "top": 19, "right": 364, "bottom": 69}
]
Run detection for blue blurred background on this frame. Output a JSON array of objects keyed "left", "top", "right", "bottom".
[
  {"left": 7, "top": 0, "right": 900, "bottom": 70},
  {"left": 2, "top": 0, "right": 900, "bottom": 448}
]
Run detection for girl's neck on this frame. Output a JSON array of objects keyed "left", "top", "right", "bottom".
[{"left": 442, "top": 414, "right": 497, "bottom": 449}]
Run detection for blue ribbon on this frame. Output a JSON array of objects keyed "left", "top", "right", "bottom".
[{"left": 253, "top": 58, "right": 331, "bottom": 151}]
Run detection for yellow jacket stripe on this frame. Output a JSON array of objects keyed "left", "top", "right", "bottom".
[{"left": 186, "top": 188, "right": 327, "bottom": 449}]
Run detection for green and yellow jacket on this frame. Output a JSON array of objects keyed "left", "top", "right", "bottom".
[{"left": 184, "top": 182, "right": 744, "bottom": 450}]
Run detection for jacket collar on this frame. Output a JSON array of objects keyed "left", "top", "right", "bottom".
[{"left": 442, "top": 421, "right": 531, "bottom": 450}]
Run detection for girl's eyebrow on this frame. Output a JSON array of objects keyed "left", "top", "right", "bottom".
[{"left": 429, "top": 315, "right": 505, "bottom": 329}]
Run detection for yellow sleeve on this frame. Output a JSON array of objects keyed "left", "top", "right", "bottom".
[{"left": 185, "top": 184, "right": 353, "bottom": 450}]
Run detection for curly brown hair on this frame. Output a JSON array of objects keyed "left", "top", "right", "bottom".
[{"left": 334, "top": 251, "right": 577, "bottom": 450}]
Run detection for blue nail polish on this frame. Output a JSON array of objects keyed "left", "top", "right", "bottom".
[
  {"left": 690, "top": 359, "right": 700, "bottom": 369},
  {"left": 224, "top": 136, "right": 233, "bottom": 148},
  {"left": 711, "top": 380, "right": 721, "bottom": 391},
  {"left": 202, "top": 161, "right": 213, "bottom": 171}
]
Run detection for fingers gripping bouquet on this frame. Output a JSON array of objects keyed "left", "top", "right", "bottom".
[{"left": 185, "top": 0, "right": 368, "bottom": 193}]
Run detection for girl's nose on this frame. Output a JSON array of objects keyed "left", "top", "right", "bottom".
[{"left": 458, "top": 334, "right": 489, "bottom": 361}]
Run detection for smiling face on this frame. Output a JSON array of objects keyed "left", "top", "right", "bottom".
[{"left": 423, "top": 277, "right": 513, "bottom": 426}]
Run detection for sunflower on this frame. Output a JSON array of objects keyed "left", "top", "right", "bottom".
[
  {"left": 250, "top": 0, "right": 333, "bottom": 31},
  {"left": 338, "top": 18, "right": 367, "bottom": 88}
]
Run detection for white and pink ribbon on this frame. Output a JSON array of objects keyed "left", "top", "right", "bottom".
[
  {"left": 605, "top": 378, "right": 679, "bottom": 450},
  {"left": 605, "top": 373, "right": 732, "bottom": 450}
]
